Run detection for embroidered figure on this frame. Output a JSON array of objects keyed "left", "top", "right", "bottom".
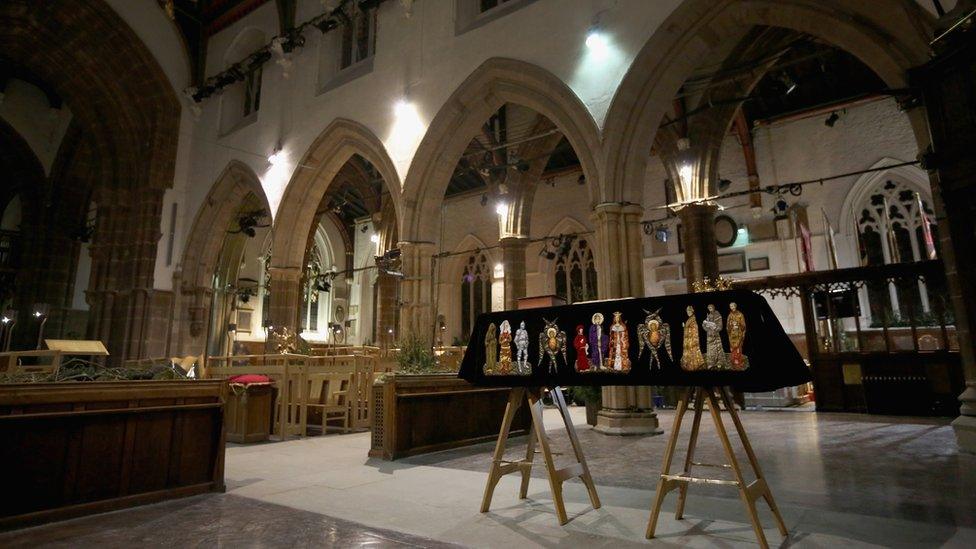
[
  {"left": 588, "top": 313, "right": 609, "bottom": 371},
  {"left": 538, "top": 319, "right": 567, "bottom": 374},
  {"left": 514, "top": 320, "right": 531, "bottom": 374},
  {"left": 727, "top": 302, "right": 749, "bottom": 370},
  {"left": 498, "top": 320, "right": 513, "bottom": 374},
  {"left": 681, "top": 306, "right": 705, "bottom": 371},
  {"left": 637, "top": 308, "right": 673, "bottom": 370},
  {"left": 484, "top": 322, "right": 497, "bottom": 374},
  {"left": 573, "top": 324, "right": 589, "bottom": 372},
  {"left": 702, "top": 304, "right": 730, "bottom": 370},
  {"left": 607, "top": 311, "right": 631, "bottom": 372}
]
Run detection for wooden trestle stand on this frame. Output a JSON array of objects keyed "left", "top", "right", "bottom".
[
  {"left": 481, "top": 386, "right": 601, "bottom": 525},
  {"left": 646, "top": 386, "right": 788, "bottom": 548}
]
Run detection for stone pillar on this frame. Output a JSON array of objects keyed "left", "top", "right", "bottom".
[
  {"left": 266, "top": 266, "right": 303, "bottom": 333},
  {"left": 590, "top": 203, "right": 662, "bottom": 435},
  {"left": 398, "top": 241, "right": 436, "bottom": 342},
  {"left": 374, "top": 272, "right": 399, "bottom": 347},
  {"left": 677, "top": 203, "right": 719, "bottom": 291},
  {"left": 500, "top": 236, "right": 528, "bottom": 310}
]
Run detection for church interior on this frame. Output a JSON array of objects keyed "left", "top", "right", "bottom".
[{"left": 1, "top": 0, "right": 975, "bottom": 547}]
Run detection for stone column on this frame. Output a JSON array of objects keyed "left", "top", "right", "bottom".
[
  {"left": 590, "top": 203, "right": 662, "bottom": 435},
  {"left": 677, "top": 203, "right": 720, "bottom": 291},
  {"left": 500, "top": 236, "right": 528, "bottom": 310},
  {"left": 398, "top": 241, "right": 436, "bottom": 342},
  {"left": 374, "top": 272, "right": 399, "bottom": 347},
  {"left": 266, "top": 266, "right": 303, "bottom": 333}
]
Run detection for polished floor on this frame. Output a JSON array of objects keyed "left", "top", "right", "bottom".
[{"left": 1, "top": 407, "right": 974, "bottom": 548}]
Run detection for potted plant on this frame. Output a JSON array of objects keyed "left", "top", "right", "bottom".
[{"left": 573, "top": 385, "right": 602, "bottom": 426}]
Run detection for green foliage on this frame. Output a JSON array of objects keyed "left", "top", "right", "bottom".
[
  {"left": 0, "top": 359, "right": 190, "bottom": 384},
  {"left": 572, "top": 385, "right": 602, "bottom": 405},
  {"left": 395, "top": 334, "right": 438, "bottom": 375}
]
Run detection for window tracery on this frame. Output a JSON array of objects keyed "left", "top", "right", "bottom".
[
  {"left": 461, "top": 253, "right": 492, "bottom": 338},
  {"left": 554, "top": 238, "right": 597, "bottom": 304}
]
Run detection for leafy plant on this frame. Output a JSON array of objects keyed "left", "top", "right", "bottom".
[
  {"left": 395, "top": 334, "right": 438, "bottom": 375},
  {"left": 572, "top": 385, "right": 602, "bottom": 406}
]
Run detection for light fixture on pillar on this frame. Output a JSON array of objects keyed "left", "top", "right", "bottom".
[
  {"left": 717, "top": 178, "right": 732, "bottom": 193},
  {"left": 370, "top": 233, "right": 380, "bottom": 244},
  {"left": 268, "top": 145, "right": 284, "bottom": 166},
  {"left": 585, "top": 14, "right": 609, "bottom": 58},
  {"left": 32, "top": 303, "right": 50, "bottom": 350},
  {"left": 824, "top": 111, "right": 840, "bottom": 127},
  {"left": 495, "top": 202, "right": 508, "bottom": 217}
]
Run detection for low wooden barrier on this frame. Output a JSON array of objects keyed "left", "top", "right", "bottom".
[
  {"left": 0, "top": 380, "right": 226, "bottom": 529},
  {"left": 0, "top": 349, "right": 64, "bottom": 376},
  {"left": 205, "top": 353, "right": 394, "bottom": 438},
  {"left": 369, "top": 373, "right": 531, "bottom": 460}
]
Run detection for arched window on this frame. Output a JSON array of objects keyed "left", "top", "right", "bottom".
[
  {"left": 461, "top": 253, "right": 492, "bottom": 338},
  {"left": 856, "top": 179, "right": 940, "bottom": 323},
  {"left": 555, "top": 238, "right": 597, "bottom": 303}
]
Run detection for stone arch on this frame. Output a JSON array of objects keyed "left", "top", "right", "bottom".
[
  {"left": 180, "top": 161, "right": 270, "bottom": 292},
  {"left": 401, "top": 57, "right": 604, "bottom": 244},
  {"left": 270, "top": 118, "right": 402, "bottom": 271},
  {"left": 603, "top": 0, "right": 935, "bottom": 204}
]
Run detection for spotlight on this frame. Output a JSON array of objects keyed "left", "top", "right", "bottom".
[
  {"left": 771, "top": 196, "right": 790, "bottom": 219},
  {"left": 360, "top": 225, "right": 368, "bottom": 233},
  {"left": 268, "top": 148, "right": 284, "bottom": 166},
  {"left": 654, "top": 225, "right": 671, "bottom": 243},
  {"left": 370, "top": 234, "right": 380, "bottom": 244},
  {"left": 717, "top": 178, "right": 732, "bottom": 192},
  {"left": 315, "top": 278, "right": 332, "bottom": 293},
  {"left": 679, "top": 164, "right": 693, "bottom": 183},
  {"left": 314, "top": 18, "right": 339, "bottom": 33},
  {"left": 780, "top": 73, "right": 797, "bottom": 95},
  {"left": 824, "top": 112, "right": 840, "bottom": 127},
  {"left": 585, "top": 28, "right": 608, "bottom": 54},
  {"left": 495, "top": 202, "right": 508, "bottom": 217}
]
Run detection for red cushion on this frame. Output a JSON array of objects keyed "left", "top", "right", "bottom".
[{"left": 227, "top": 374, "right": 272, "bottom": 385}]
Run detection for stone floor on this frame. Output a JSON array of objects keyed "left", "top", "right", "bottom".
[{"left": 1, "top": 407, "right": 974, "bottom": 548}]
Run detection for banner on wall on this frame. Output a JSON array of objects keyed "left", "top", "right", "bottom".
[{"left": 458, "top": 289, "right": 811, "bottom": 392}]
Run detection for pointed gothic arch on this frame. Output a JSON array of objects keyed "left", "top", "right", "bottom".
[
  {"left": 270, "top": 118, "right": 402, "bottom": 271},
  {"left": 400, "top": 57, "right": 604, "bottom": 244},
  {"left": 602, "top": 0, "right": 935, "bottom": 205}
]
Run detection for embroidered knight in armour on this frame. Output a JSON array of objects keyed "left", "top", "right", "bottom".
[{"left": 514, "top": 321, "right": 530, "bottom": 374}]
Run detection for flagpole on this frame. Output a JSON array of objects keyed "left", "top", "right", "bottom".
[
  {"left": 852, "top": 211, "right": 866, "bottom": 267},
  {"left": 821, "top": 207, "right": 838, "bottom": 270},
  {"left": 881, "top": 196, "right": 901, "bottom": 264},
  {"left": 915, "top": 191, "right": 937, "bottom": 260}
]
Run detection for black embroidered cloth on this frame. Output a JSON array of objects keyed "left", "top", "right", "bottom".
[{"left": 458, "top": 289, "right": 810, "bottom": 392}]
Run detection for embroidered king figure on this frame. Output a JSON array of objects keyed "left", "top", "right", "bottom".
[{"left": 607, "top": 311, "right": 631, "bottom": 372}]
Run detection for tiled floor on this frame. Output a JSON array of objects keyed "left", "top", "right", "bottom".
[{"left": 2, "top": 407, "right": 974, "bottom": 548}]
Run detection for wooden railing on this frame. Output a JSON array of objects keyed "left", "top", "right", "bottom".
[
  {"left": 204, "top": 353, "right": 396, "bottom": 439},
  {"left": 737, "top": 260, "right": 963, "bottom": 415}
]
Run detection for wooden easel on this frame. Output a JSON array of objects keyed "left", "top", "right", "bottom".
[
  {"left": 646, "top": 386, "right": 788, "bottom": 548},
  {"left": 480, "top": 386, "right": 601, "bottom": 525}
]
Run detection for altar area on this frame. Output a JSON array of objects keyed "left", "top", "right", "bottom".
[{"left": 6, "top": 406, "right": 974, "bottom": 548}]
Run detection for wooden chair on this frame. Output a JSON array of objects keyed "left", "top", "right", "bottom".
[{"left": 306, "top": 373, "right": 351, "bottom": 433}]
